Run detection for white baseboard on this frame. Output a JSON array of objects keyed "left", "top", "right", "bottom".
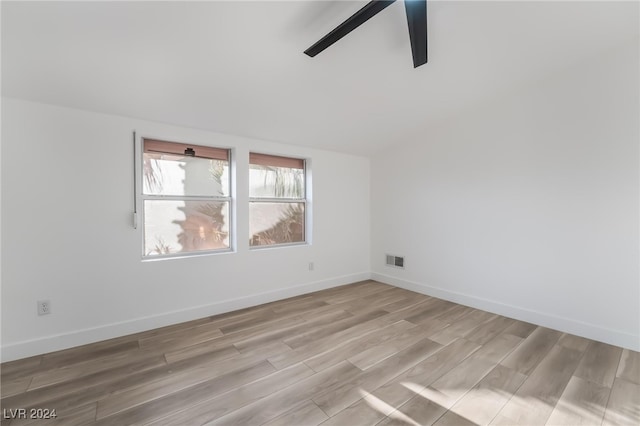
[
  {"left": 372, "top": 272, "right": 640, "bottom": 352},
  {"left": 1, "top": 272, "right": 371, "bottom": 362},
  {"left": 4, "top": 270, "right": 637, "bottom": 361}
]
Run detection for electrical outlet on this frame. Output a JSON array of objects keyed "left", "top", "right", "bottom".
[
  {"left": 308, "top": 262, "right": 314, "bottom": 271},
  {"left": 37, "top": 300, "right": 51, "bottom": 316}
]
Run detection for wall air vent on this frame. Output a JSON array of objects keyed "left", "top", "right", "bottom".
[{"left": 385, "top": 254, "right": 405, "bottom": 269}]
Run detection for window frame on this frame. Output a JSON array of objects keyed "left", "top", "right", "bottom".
[
  {"left": 138, "top": 137, "right": 235, "bottom": 260},
  {"left": 248, "top": 152, "right": 309, "bottom": 249}
]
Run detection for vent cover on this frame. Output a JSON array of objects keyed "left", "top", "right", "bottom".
[{"left": 385, "top": 254, "right": 405, "bottom": 269}]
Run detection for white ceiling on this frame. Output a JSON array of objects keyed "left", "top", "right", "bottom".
[{"left": 2, "top": 1, "right": 638, "bottom": 155}]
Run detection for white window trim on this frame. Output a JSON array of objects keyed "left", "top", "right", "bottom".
[
  {"left": 248, "top": 155, "right": 311, "bottom": 249},
  {"left": 135, "top": 135, "right": 235, "bottom": 260}
]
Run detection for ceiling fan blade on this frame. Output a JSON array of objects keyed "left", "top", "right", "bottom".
[
  {"left": 304, "top": 0, "right": 396, "bottom": 58},
  {"left": 404, "top": 0, "right": 428, "bottom": 67}
]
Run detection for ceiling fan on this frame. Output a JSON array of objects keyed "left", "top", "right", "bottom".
[{"left": 304, "top": 0, "right": 428, "bottom": 68}]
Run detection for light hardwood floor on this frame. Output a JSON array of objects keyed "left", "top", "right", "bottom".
[{"left": 1, "top": 281, "right": 638, "bottom": 425}]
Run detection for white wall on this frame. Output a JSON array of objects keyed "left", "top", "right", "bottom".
[
  {"left": 1, "top": 99, "right": 371, "bottom": 361},
  {"left": 371, "top": 40, "right": 640, "bottom": 351}
]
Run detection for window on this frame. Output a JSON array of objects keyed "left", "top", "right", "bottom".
[
  {"left": 142, "top": 139, "right": 231, "bottom": 257},
  {"left": 249, "top": 153, "right": 307, "bottom": 247}
]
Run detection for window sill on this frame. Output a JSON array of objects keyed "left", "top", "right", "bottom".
[
  {"left": 141, "top": 248, "right": 235, "bottom": 262},
  {"left": 249, "top": 242, "right": 309, "bottom": 251}
]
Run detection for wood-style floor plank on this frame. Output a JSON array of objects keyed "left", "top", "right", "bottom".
[
  {"left": 345, "top": 321, "right": 446, "bottom": 371},
  {"left": 262, "top": 399, "right": 328, "bottom": 426},
  {"left": 491, "top": 345, "right": 583, "bottom": 425},
  {"left": 303, "top": 320, "right": 417, "bottom": 373},
  {"left": 0, "top": 376, "right": 32, "bottom": 398},
  {"left": 334, "top": 287, "right": 410, "bottom": 316},
  {"left": 377, "top": 395, "right": 446, "bottom": 426},
  {"left": 232, "top": 309, "right": 352, "bottom": 351},
  {"left": 283, "top": 309, "right": 387, "bottom": 349},
  {"left": 1, "top": 354, "right": 168, "bottom": 415},
  {"left": 617, "top": 348, "right": 640, "bottom": 384},
  {"left": 205, "top": 361, "right": 361, "bottom": 425},
  {"left": 318, "top": 391, "right": 392, "bottom": 426},
  {"left": 557, "top": 333, "right": 591, "bottom": 352},
  {"left": 499, "top": 327, "right": 561, "bottom": 375},
  {"left": 374, "top": 331, "right": 523, "bottom": 426},
  {"left": 39, "top": 341, "right": 140, "bottom": 371},
  {"left": 312, "top": 337, "right": 444, "bottom": 417},
  {"left": 382, "top": 294, "right": 431, "bottom": 313},
  {"left": 428, "top": 310, "right": 496, "bottom": 346},
  {"left": 1, "top": 356, "right": 43, "bottom": 381},
  {"left": 424, "top": 333, "right": 523, "bottom": 410},
  {"left": 545, "top": 375, "right": 610, "bottom": 425},
  {"left": 148, "top": 362, "right": 316, "bottom": 426},
  {"left": 376, "top": 298, "right": 443, "bottom": 326},
  {"left": 402, "top": 298, "right": 457, "bottom": 325},
  {"left": 1, "top": 280, "right": 635, "bottom": 426},
  {"left": 370, "top": 338, "right": 482, "bottom": 414},
  {"left": 268, "top": 315, "right": 404, "bottom": 371},
  {"left": 432, "top": 410, "right": 478, "bottom": 426},
  {"left": 28, "top": 346, "right": 169, "bottom": 390},
  {"left": 503, "top": 320, "right": 538, "bottom": 339},
  {"left": 446, "top": 364, "right": 528, "bottom": 425},
  {"left": 93, "top": 360, "right": 280, "bottom": 425},
  {"left": 466, "top": 315, "right": 516, "bottom": 345},
  {"left": 602, "top": 378, "right": 640, "bottom": 426},
  {"left": 574, "top": 341, "right": 621, "bottom": 388},
  {"left": 94, "top": 358, "right": 275, "bottom": 420},
  {"left": 320, "top": 282, "right": 390, "bottom": 305}
]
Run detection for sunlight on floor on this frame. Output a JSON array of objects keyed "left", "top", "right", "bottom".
[
  {"left": 358, "top": 389, "right": 397, "bottom": 417},
  {"left": 359, "top": 389, "right": 422, "bottom": 425},
  {"left": 354, "top": 377, "right": 639, "bottom": 426}
]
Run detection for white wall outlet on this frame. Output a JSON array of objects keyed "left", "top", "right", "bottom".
[
  {"left": 37, "top": 300, "right": 51, "bottom": 316},
  {"left": 308, "top": 262, "right": 314, "bottom": 271}
]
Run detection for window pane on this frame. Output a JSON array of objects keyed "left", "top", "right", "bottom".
[
  {"left": 249, "top": 164, "right": 304, "bottom": 198},
  {"left": 143, "top": 153, "right": 229, "bottom": 197},
  {"left": 144, "top": 200, "right": 229, "bottom": 256},
  {"left": 250, "top": 202, "right": 305, "bottom": 246}
]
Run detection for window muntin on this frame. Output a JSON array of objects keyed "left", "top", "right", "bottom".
[
  {"left": 142, "top": 139, "right": 231, "bottom": 257},
  {"left": 249, "top": 153, "right": 306, "bottom": 247}
]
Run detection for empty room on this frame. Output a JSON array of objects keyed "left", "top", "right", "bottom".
[{"left": 1, "top": 1, "right": 638, "bottom": 425}]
